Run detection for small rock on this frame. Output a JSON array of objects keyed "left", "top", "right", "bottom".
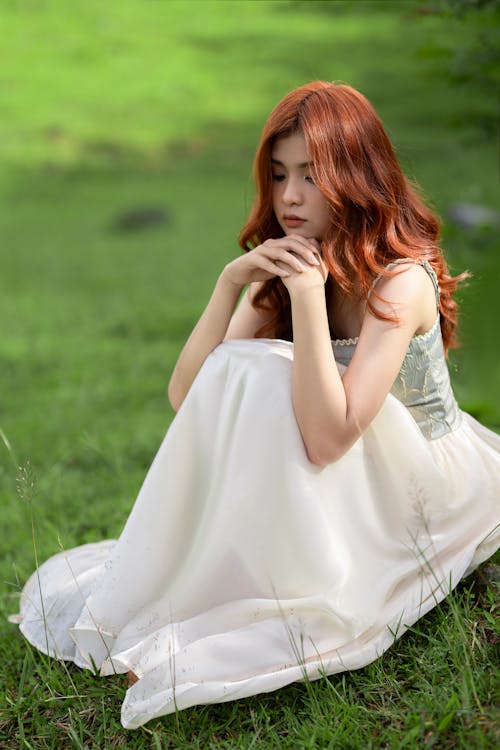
[{"left": 110, "top": 206, "right": 171, "bottom": 233}]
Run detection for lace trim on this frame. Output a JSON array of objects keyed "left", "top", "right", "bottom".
[
  {"left": 332, "top": 336, "right": 358, "bottom": 346},
  {"left": 332, "top": 314, "right": 440, "bottom": 348},
  {"left": 411, "top": 313, "right": 440, "bottom": 342}
]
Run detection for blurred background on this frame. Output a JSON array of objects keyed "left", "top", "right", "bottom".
[{"left": 0, "top": 0, "right": 499, "bottom": 550}]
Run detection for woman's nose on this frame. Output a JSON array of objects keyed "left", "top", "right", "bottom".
[{"left": 282, "top": 177, "right": 303, "bottom": 205}]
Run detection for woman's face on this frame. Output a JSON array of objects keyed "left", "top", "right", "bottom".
[{"left": 271, "top": 131, "right": 331, "bottom": 242}]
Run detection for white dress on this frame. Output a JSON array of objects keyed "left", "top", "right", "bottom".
[{"left": 9, "top": 261, "right": 500, "bottom": 729}]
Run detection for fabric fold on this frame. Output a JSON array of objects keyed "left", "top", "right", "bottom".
[{"left": 10, "top": 339, "right": 500, "bottom": 729}]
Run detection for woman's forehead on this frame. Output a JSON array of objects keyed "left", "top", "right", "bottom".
[{"left": 271, "top": 132, "right": 310, "bottom": 166}]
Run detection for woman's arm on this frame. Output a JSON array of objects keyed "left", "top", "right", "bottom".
[
  {"left": 168, "top": 236, "right": 320, "bottom": 411},
  {"left": 224, "top": 282, "right": 268, "bottom": 341},
  {"left": 286, "top": 262, "right": 437, "bottom": 465},
  {"left": 167, "top": 274, "right": 243, "bottom": 411}
]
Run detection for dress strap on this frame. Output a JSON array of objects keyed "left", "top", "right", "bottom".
[{"left": 370, "top": 258, "right": 440, "bottom": 310}]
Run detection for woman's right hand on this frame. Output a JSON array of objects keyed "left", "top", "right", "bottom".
[{"left": 221, "top": 235, "right": 321, "bottom": 288}]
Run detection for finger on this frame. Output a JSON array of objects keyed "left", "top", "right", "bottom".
[
  {"left": 309, "top": 240, "right": 322, "bottom": 257},
  {"left": 284, "top": 234, "right": 320, "bottom": 253},
  {"left": 265, "top": 235, "right": 317, "bottom": 254},
  {"left": 274, "top": 260, "right": 293, "bottom": 277},
  {"left": 276, "top": 246, "right": 317, "bottom": 270},
  {"left": 260, "top": 258, "right": 292, "bottom": 277},
  {"left": 271, "top": 248, "right": 309, "bottom": 273},
  {"left": 256, "top": 245, "right": 304, "bottom": 272},
  {"left": 274, "top": 237, "right": 321, "bottom": 266},
  {"left": 307, "top": 237, "right": 321, "bottom": 250}
]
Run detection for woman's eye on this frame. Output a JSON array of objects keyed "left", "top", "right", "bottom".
[
  {"left": 305, "top": 175, "right": 314, "bottom": 184},
  {"left": 272, "top": 173, "right": 285, "bottom": 182}
]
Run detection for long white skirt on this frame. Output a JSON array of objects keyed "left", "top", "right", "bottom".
[{"left": 10, "top": 339, "right": 500, "bottom": 729}]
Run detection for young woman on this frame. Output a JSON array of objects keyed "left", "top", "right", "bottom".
[{"left": 11, "top": 82, "right": 500, "bottom": 729}]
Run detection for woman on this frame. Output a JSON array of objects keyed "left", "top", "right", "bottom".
[{"left": 11, "top": 81, "right": 500, "bottom": 729}]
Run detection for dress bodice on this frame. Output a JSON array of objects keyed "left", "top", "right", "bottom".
[{"left": 332, "top": 260, "right": 462, "bottom": 440}]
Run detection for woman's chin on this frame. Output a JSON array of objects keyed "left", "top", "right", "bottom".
[
  {"left": 279, "top": 224, "right": 323, "bottom": 242},
  {"left": 282, "top": 226, "right": 310, "bottom": 238}
]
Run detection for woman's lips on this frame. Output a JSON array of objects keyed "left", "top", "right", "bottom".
[{"left": 283, "top": 216, "right": 306, "bottom": 227}]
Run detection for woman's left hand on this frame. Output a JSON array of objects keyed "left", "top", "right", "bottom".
[{"left": 280, "top": 243, "right": 328, "bottom": 295}]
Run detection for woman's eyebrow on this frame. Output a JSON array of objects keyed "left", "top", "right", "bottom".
[{"left": 271, "top": 158, "right": 313, "bottom": 168}]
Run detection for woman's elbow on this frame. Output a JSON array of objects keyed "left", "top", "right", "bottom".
[
  {"left": 303, "top": 429, "right": 358, "bottom": 466},
  {"left": 304, "top": 440, "right": 347, "bottom": 467}
]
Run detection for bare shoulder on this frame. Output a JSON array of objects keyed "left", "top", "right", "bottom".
[
  {"left": 369, "top": 261, "right": 437, "bottom": 334},
  {"left": 372, "top": 262, "right": 435, "bottom": 306}
]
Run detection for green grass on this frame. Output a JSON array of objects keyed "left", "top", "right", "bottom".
[
  {"left": 0, "top": 0, "right": 499, "bottom": 747},
  {"left": 2, "top": 562, "right": 499, "bottom": 748}
]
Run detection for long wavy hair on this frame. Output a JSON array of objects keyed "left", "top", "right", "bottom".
[{"left": 239, "top": 81, "right": 466, "bottom": 354}]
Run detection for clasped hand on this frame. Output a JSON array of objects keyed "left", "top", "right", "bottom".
[{"left": 223, "top": 235, "right": 328, "bottom": 293}]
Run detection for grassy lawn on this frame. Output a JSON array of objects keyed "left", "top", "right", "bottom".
[{"left": 0, "top": 1, "right": 498, "bottom": 747}]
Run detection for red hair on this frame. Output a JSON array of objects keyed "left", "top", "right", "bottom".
[{"left": 239, "top": 81, "right": 467, "bottom": 354}]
